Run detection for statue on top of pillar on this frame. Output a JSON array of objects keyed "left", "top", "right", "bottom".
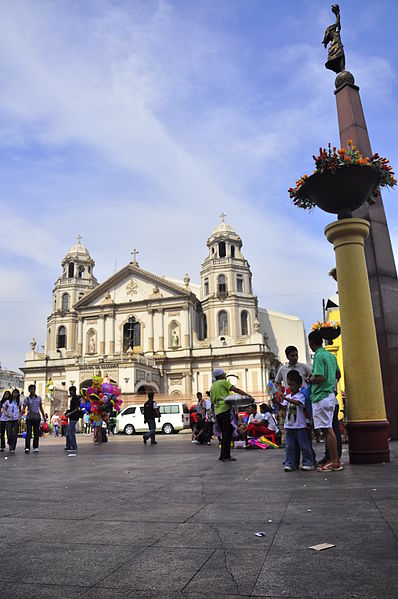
[{"left": 322, "top": 4, "right": 345, "bottom": 74}]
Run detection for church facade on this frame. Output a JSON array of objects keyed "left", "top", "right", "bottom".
[{"left": 22, "top": 219, "right": 309, "bottom": 410}]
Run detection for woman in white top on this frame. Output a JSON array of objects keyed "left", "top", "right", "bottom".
[
  {"left": 6, "top": 389, "right": 21, "bottom": 453},
  {"left": 0, "top": 390, "right": 12, "bottom": 451}
]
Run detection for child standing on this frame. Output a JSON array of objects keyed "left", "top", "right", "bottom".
[
  {"left": 51, "top": 411, "right": 60, "bottom": 437},
  {"left": 281, "top": 370, "right": 315, "bottom": 472}
]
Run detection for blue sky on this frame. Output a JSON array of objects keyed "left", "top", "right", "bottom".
[{"left": 1, "top": 0, "right": 398, "bottom": 370}]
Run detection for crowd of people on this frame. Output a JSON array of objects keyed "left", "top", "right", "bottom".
[
  {"left": 0, "top": 383, "right": 111, "bottom": 454},
  {"left": 198, "top": 332, "right": 344, "bottom": 472},
  {"left": 1, "top": 331, "right": 344, "bottom": 472}
]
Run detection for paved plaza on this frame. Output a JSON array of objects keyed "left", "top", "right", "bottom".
[{"left": 0, "top": 432, "right": 397, "bottom": 599}]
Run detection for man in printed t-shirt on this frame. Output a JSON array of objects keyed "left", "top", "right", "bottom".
[{"left": 210, "top": 368, "right": 251, "bottom": 462}]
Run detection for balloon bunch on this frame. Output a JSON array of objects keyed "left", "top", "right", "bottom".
[{"left": 81, "top": 375, "right": 123, "bottom": 428}]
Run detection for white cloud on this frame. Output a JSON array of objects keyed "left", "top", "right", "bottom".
[{"left": 0, "top": 1, "right": 396, "bottom": 369}]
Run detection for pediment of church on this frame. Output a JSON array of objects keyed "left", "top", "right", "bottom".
[{"left": 75, "top": 264, "right": 192, "bottom": 308}]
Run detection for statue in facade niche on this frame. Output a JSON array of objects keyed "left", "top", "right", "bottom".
[
  {"left": 171, "top": 331, "right": 179, "bottom": 347},
  {"left": 322, "top": 4, "right": 345, "bottom": 73},
  {"left": 89, "top": 337, "right": 96, "bottom": 353}
]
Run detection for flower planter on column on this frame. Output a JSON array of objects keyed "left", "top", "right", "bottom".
[
  {"left": 297, "top": 165, "right": 379, "bottom": 219},
  {"left": 289, "top": 142, "right": 396, "bottom": 464},
  {"left": 319, "top": 326, "right": 341, "bottom": 341}
]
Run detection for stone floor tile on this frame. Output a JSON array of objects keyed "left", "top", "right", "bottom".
[{"left": 99, "top": 547, "right": 212, "bottom": 592}]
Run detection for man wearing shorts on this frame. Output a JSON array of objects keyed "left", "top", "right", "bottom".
[{"left": 308, "top": 331, "right": 343, "bottom": 472}]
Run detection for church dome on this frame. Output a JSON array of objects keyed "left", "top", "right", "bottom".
[
  {"left": 66, "top": 241, "right": 91, "bottom": 258},
  {"left": 211, "top": 221, "right": 236, "bottom": 235}
]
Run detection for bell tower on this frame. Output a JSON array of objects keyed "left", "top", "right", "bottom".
[
  {"left": 46, "top": 237, "right": 98, "bottom": 356},
  {"left": 200, "top": 215, "right": 258, "bottom": 341}
]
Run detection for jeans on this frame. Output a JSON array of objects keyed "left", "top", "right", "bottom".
[
  {"left": 53, "top": 425, "right": 59, "bottom": 437},
  {"left": 25, "top": 418, "right": 41, "bottom": 450},
  {"left": 324, "top": 404, "right": 342, "bottom": 459},
  {"left": 307, "top": 427, "right": 316, "bottom": 464},
  {"left": 7, "top": 420, "right": 19, "bottom": 451},
  {"left": 216, "top": 410, "right": 233, "bottom": 460},
  {"left": 66, "top": 420, "right": 78, "bottom": 450},
  {"left": 144, "top": 419, "right": 156, "bottom": 444},
  {"left": 0, "top": 421, "right": 7, "bottom": 449},
  {"left": 285, "top": 428, "right": 314, "bottom": 468}
]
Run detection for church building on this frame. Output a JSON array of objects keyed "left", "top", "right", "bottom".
[{"left": 22, "top": 218, "right": 309, "bottom": 410}]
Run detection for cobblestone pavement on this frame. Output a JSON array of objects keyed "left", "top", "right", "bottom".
[{"left": 0, "top": 432, "right": 397, "bottom": 598}]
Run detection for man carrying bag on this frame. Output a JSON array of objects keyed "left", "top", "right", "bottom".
[{"left": 143, "top": 392, "right": 160, "bottom": 446}]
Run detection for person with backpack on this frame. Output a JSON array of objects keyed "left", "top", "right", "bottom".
[
  {"left": 143, "top": 392, "right": 160, "bottom": 446},
  {"left": 22, "top": 384, "right": 45, "bottom": 453},
  {"left": 280, "top": 370, "right": 315, "bottom": 472}
]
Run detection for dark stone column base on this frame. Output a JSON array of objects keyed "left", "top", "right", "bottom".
[{"left": 346, "top": 420, "right": 390, "bottom": 464}]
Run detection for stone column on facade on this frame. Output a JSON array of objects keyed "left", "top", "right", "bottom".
[
  {"left": 185, "top": 371, "right": 193, "bottom": 395},
  {"left": 325, "top": 218, "right": 390, "bottom": 464},
  {"left": 148, "top": 310, "right": 154, "bottom": 352},
  {"left": 158, "top": 309, "right": 164, "bottom": 352},
  {"left": 109, "top": 312, "right": 115, "bottom": 355},
  {"left": 77, "top": 319, "right": 83, "bottom": 355},
  {"left": 184, "top": 307, "right": 190, "bottom": 348},
  {"left": 99, "top": 316, "right": 106, "bottom": 355}
]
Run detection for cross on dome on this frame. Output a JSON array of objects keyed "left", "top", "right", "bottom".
[
  {"left": 77, "top": 234, "right": 82, "bottom": 244},
  {"left": 220, "top": 212, "right": 227, "bottom": 223}
]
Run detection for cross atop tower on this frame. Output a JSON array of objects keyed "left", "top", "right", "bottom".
[
  {"left": 131, "top": 248, "right": 139, "bottom": 266},
  {"left": 77, "top": 234, "right": 82, "bottom": 244},
  {"left": 220, "top": 212, "right": 226, "bottom": 223}
]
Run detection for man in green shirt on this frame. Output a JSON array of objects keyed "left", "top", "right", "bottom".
[
  {"left": 308, "top": 331, "right": 343, "bottom": 472},
  {"left": 210, "top": 368, "right": 251, "bottom": 462}
]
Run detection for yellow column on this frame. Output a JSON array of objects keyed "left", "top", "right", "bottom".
[{"left": 325, "top": 218, "right": 389, "bottom": 463}]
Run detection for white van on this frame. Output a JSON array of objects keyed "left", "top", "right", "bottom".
[{"left": 116, "top": 402, "right": 190, "bottom": 435}]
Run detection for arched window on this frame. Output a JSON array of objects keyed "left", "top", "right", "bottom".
[
  {"left": 123, "top": 316, "right": 141, "bottom": 352},
  {"left": 241, "top": 311, "right": 249, "bottom": 336},
  {"left": 68, "top": 262, "right": 74, "bottom": 278},
  {"left": 201, "top": 314, "right": 207, "bottom": 340},
  {"left": 237, "top": 275, "right": 244, "bottom": 293},
  {"left": 204, "top": 278, "right": 209, "bottom": 296},
  {"left": 218, "top": 241, "right": 226, "bottom": 258},
  {"left": 218, "top": 311, "right": 228, "bottom": 336},
  {"left": 88, "top": 265, "right": 91, "bottom": 274},
  {"left": 57, "top": 326, "right": 67, "bottom": 349},
  {"left": 231, "top": 245, "right": 235, "bottom": 258},
  {"left": 218, "top": 274, "right": 227, "bottom": 297},
  {"left": 78, "top": 265, "right": 85, "bottom": 279},
  {"left": 61, "top": 293, "right": 69, "bottom": 312}
]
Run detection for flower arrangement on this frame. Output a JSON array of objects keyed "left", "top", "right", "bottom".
[
  {"left": 312, "top": 320, "right": 340, "bottom": 331},
  {"left": 289, "top": 141, "right": 397, "bottom": 210}
]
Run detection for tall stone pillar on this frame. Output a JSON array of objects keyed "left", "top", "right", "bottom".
[
  {"left": 335, "top": 75, "right": 398, "bottom": 438},
  {"left": 184, "top": 308, "right": 190, "bottom": 349},
  {"left": 325, "top": 218, "right": 390, "bottom": 463},
  {"left": 148, "top": 310, "right": 154, "bottom": 352},
  {"left": 108, "top": 313, "right": 115, "bottom": 355},
  {"left": 99, "top": 316, "right": 105, "bottom": 355},
  {"left": 77, "top": 319, "right": 83, "bottom": 355},
  {"left": 158, "top": 310, "right": 164, "bottom": 352}
]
